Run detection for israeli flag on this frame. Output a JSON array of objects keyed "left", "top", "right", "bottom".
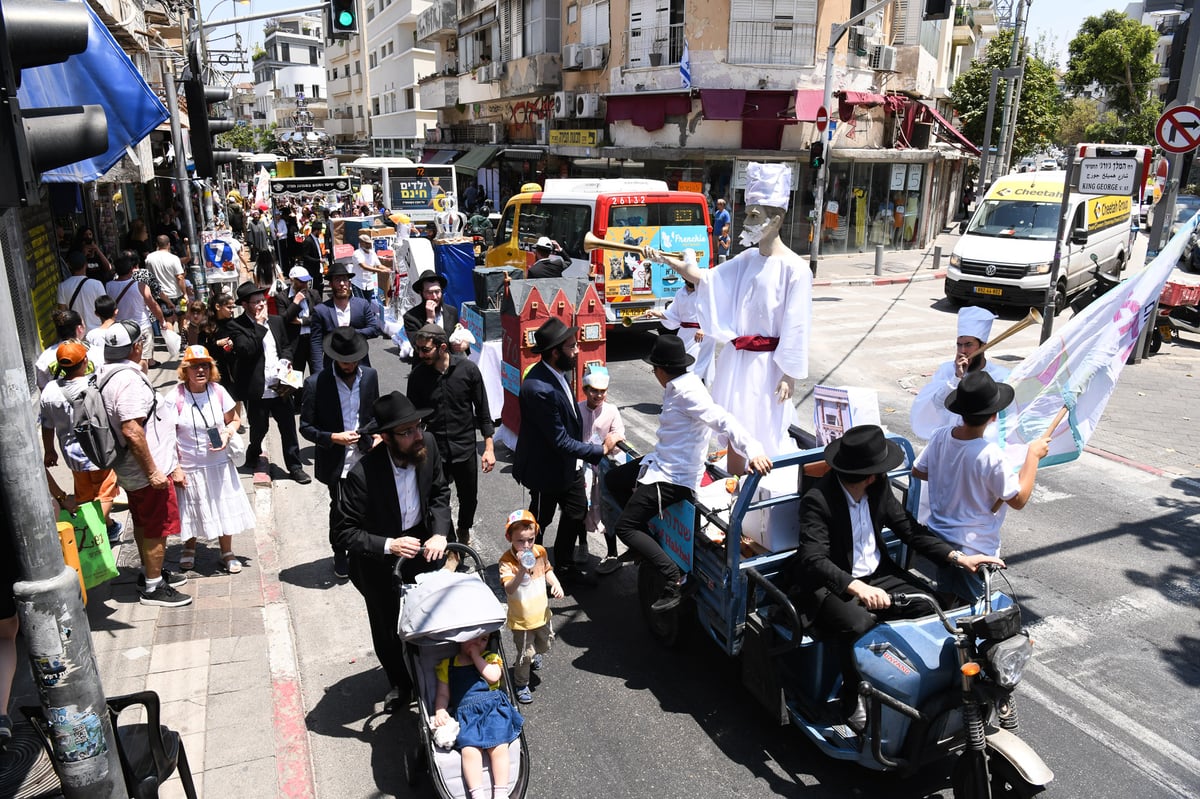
[{"left": 680, "top": 40, "right": 692, "bottom": 88}]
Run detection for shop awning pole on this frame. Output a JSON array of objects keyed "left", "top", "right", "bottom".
[{"left": 164, "top": 59, "right": 206, "bottom": 301}]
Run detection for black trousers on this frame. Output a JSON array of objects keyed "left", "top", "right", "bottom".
[
  {"left": 442, "top": 454, "right": 479, "bottom": 539},
  {"left": 605, "top": 458, "right": 693, "bottom": 582},
  {"left": 291, "top": 332, "right": 314, "bottom": 377},
  {"left": 327, "top": 479, "right": 344, "bottom": 554},
  {"left": 529, "top": 470, "right": 587, "bottom": 568},
  {"left": 245, "top": 396, "right": 302, "bottom": 471},
  {"left": 346, "top": 531, "right": 444, "bottom": 695}
]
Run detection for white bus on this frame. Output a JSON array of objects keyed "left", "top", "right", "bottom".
[{"left": 344, "top": 157, "right": 458, "bottom": 223}]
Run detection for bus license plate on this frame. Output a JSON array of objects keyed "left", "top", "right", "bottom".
[
  {"left": 974, "top": 286, "right": 1003, "bottom": 296},
  {"left": 618, "top": 306, "right": 647, "bottom": 318}
]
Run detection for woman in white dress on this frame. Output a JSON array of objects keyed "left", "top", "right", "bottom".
[{"left": 171, "top": 345, "right": 255, "bottom": 573}]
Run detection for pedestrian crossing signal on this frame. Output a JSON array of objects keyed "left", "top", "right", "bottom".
[
  {"left": 809, "top": 141, "right": 825, "bottom": 170},
  {"left": 329, "top": 0, "right": 358, "bottom": 35}
]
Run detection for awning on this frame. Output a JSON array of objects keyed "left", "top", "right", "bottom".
[
  {"left": 17, "top": 3, "right": 168, "bottom": 183},
  {"left": 919, "top": 102, "right": 981, "bottom": 156},
  {"left": 741, "top": 91, "right": 794, "bottom": 150},
  {"left": 454, "top": 145, "right": 501, "bottom": 177},
  {"left": 420, "top": 149, "right": 460, "bottom": 165},
  {"left": 794, "top": 89, "right": 824, "bottom": 122},
  {"left": 699, "top": 89, "right": 746, "bottom": 121},
  {"left": 836, "top": 91, "right": 888, "bottom": 122},
  {"left": 606, "top": 93, "right": 692, "bottom": 132}
]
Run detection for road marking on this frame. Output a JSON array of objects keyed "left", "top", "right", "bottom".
[{"left": 1026, "top": 581, "right": 1195, "bottom": 652}]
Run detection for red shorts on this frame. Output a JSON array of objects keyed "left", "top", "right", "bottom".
[{"left": 126, "top": 482, "right": 181, "bottom": 539}]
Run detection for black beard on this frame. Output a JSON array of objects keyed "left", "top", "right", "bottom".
[{"left": 387, "top": 439, "right": 427, "bottom": 466}]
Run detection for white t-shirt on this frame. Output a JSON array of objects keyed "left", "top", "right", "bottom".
[
  {"left": 84, "top": 326, "right": 112, "bottom": 362},
  {"left": 39, "top": 376, "right": 96, "bottom": 472},
  {"left": 34, "top": 343, "right": 102, "bottom": 391},
  {"left": 352, "top": 247, "right": 381, "bottom": 293},
  {"left": 912, "top": 426, "right": 1019, "bottom": 557},
  {"left": 99, "top": 363, "right": 178, "bottom": 491},
  {"left": 172, "top": 382, "right": 234, "bottom": 470},
  {"left": 106, "top": 277, "right": 149, "bottom": 330},
  {"left": 144, "top": 249, "right": 185, "bottom": 300},
  {"left": 56, "top": 276, "right": 106, "bottom": 329}
]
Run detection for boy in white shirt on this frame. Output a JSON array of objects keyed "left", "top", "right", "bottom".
[{"left": 577, "top": 366, "right": 626, "bottom": 575}]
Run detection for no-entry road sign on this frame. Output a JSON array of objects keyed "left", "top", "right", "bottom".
[
  {"left": 1156, "top": 105, "right": 1200, "bottom": 154},
  {"left": 816, "top": 106, "right": 828, "bottom": 132}
]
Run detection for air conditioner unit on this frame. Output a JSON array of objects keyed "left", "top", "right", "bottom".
[
  {"left": 475, "top": 63, "right": 491, "bottom": 82},
  {"left": 489, "top": 122, "right": 503, "bottom": 144},
  {"left": 575, "top": 92, "right": 601, "bottom": 119},
  {"left": 582, "top": 45, "right": 605, "bottom": 70},
  {"left": 869, "top": 44, "right": 896, "bottom": 72},
  {"left": 563, "top": 43, "right": 583, "bottom": 70},
  {"left": 553, "top": 91, "right": 576, "bottom": 119}
]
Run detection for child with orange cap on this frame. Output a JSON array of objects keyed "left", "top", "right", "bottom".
[{"left": 498, "top": 509, "right": 563, "bottom": 704}]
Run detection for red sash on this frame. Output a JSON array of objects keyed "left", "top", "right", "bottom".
[
  {"left": 679, "top": 322, "right": 701, "bottom": 329},
  {"left": 731, "top": 335, "right": 779, "bottom": 352}
]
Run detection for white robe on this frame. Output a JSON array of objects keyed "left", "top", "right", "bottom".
[
  {"left": 909, "top": 359, "right": 1012, "bottom": 441},
  {"left": 661, "top": 286, "right": 716, "bottom": 385},
  {"left": 696, "top": 248, "right": 812, "bottom": 457}
]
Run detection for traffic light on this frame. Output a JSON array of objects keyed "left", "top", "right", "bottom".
[
  {"left": 329, "top": 0, "right": 358, "bottom": 36},
  {"left": 184, "top": 77, "right": 237, "bottom": 178},
  {"left": 0, "top": 0, "right": 108, "bottom": 207},
  {"left": 922, "top": 0, "right": 952, "bottom": 21},
  {"left": 809, "top": 140, "right": 825, "bottom": 170}
]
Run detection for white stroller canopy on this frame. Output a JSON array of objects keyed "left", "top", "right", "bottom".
[{"left": 399, "top": 571, "right": 507, "bottom": 644}]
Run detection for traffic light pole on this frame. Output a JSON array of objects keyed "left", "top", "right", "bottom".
[
  {"left": 163, "top": 60, "right": 206, "bottom": 301},
  {"left": 0, "top": 212, "right": 124, "bottom": 798},
  {"left": 811, "top": 0, "right": 896, "bottom": 278}
]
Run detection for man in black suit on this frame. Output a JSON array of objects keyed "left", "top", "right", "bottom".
[
  {"left": 310, "top": 262, "right": 382, "bottom": 372},
  {"left": 299, "top": 327, "right": 380, "bottom": 579},
  {"left": 788, "top": 425, "right": 1000, "bottom": 728},
  {"left": 335, "top": 392, "right": 452, "bottom": 707},
  {"left": 227, "top": 281, "right": 311, "bottom": 484},
  {"left": 402, "top": 268, "right": 459, "bottom": 338},
  {"left": 514, "top": 318, "right": 622, "bottom": 585},
  {"left": 298, "top": 220, "right": 328, "bottom": 300}
]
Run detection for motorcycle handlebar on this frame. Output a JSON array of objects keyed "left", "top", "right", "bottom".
[{"left": 889, "top": 592, "right": 960, "bottom": 635}]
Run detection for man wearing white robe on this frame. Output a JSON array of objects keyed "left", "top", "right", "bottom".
[{"left": 644, "top": 162, "right": 812, "bottom": 469}]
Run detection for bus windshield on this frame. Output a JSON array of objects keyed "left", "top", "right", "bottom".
[{"left": 967, "top": 200, "right": 1061, "bottom": 240}]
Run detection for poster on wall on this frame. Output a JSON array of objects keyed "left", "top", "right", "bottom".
[
  {"left": 907, "top": 165, "right": 923, "bottom": 192},
  {"left": 890, "top": 164, "right": 907, "bottom": 191}
]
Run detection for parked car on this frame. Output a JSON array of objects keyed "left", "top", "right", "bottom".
[
  {"left": 1039, "top": 158, "right": 1059, "bottom": 171},
  {"left": 1170, "top": 195, "right": 1200, "bottom": 239}
]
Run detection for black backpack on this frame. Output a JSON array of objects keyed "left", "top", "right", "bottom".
[{"left": 71, "top": 366, "right": 156, "bottom": 469}]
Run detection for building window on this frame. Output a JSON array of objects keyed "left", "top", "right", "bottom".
[
  {"left": 627, "top": 0, "right": 686, "bottom": 68},
  {"left": 372, "top": 97, "right": 380, "bottom": 115},
  {"left": 355, "top": 61, "right": 361, "bottom": 74},
  {"left": 581, "top": 1, "right": 610, "bottom": 46},
  {"left": 281, "top": 43, "right": 290, "bottom": 61},
  {"left": 366, "top": 4, "right": 375, "bottom": 22},
  {"left": 405, "top": 88, "right": 415, "bottom": 109},
  {"left": 310, "top": 46, "right": 318, "bottom": 64},
  {"left": 370, "top": 52, "right": 378, "bottom": 69},
  {"left": 727, "top": 0, "right": 816, "bottom": 66},
  {"left": 520, "top": 0, "right": 560, "bottom": 55},
  {"left": 294, "top": 83, "right": 304, "bottom": 97},
  {"left": 357, "top": 105, "right": 363, "bottom": 117},
  {"left": 312, "top": 84, "right": 321, "bottom": 98}
]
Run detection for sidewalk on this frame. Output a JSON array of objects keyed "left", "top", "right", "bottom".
[{"left": 809, "top": 228, "right": 960, "bottom": 286}]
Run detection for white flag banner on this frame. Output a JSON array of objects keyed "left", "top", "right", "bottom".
[
  {"left": 254, "top": 167, "right": 271, "bottom": 209},
  {"left": 997, "top": 212, "right": 1199, "bottom": 468},
  {"left": 680, "top": 40, "right": 691, "bottom": 89}
]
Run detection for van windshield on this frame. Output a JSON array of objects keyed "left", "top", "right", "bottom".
[{"left": 967, "top": 200, "right": 1061, "bottom": 240}]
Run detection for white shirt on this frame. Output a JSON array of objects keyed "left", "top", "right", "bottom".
[
  {"left": 334, "top": 301, "right": 351, "bottom": 328},
  {"left": 144, "top": 249, "right": 184, "bottom": 300},
  {"left": 640, "top": 371, "right": 763, "bottom": 491},
  {"left": 34, "top": 343, "right": 102, "bottom": 391},
  {"left": 56, "top": 275, "right": 106, "bottom": 329},
  {"left": 841, "top": 481, "right": 880, "bottom": 578},
  {"left": 99, "top": 362, "right": 178, "bottom": 492},
  {"left": 390, "top": 457, "right": 421, "bottom": 530},
  {"left": 106, "top": 277, "right": 150, "bottom": 330},
  {"left": 261, "top": 327, "right": 280, "bottom": 400},
  {"left": 352, "top": 247, "right": 381, "bottom": 293},
  {"left": 910, "top": 360, "right": 1011, "bottom": 441},
  {"left": 336, "top": 369, "right": 363, "bottom": 478}
]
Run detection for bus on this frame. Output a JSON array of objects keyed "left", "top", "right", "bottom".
[{"left": 344, "top": 157, "right": 458, "bottom": 223}]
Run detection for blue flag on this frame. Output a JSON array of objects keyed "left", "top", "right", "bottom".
[{"left": 680, "top": 40, "right": 692, "bottom": 89}]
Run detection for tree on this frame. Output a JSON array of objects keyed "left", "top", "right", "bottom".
[
  {"left": 1058, "top": 97, "right": 1101, "bottom": 146},
  {"left": 948, "top": 30, "right": 1061, "bottom": 161},
  {"left": 1065, "top": 11, "right": 1157, "bottom": 117},
  {"left": 216, "top": 123, "right": 256, "bottom": 152},
  {"left": 1083, "top": 99, "right": 1162, "bottom": 146}
]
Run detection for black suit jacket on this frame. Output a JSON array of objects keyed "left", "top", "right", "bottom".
[
  {"left": 513, "top": 359, "right": 603, "bottom": 493},
  {"left": 334, "top": 436, "right": 453, "bottom": 560},
  {"left": 402, "top": 303, "right": 458, "bottom": 337},
  {"left": 299, "top": 366, "right": 380, "bottom": 485},
  {"left": 299, "top": 235, "right": 324, "bottom": 273},
  {"left": 791, "top": 472, "right": 954, "bottom": 597},
  {"left": 309, "top": 298, "right": 381, "bottom": 372},
  {"left": 227, "top": 313, "right": 295, "bottom": 402}
]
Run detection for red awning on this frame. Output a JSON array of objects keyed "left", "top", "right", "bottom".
[
  {"left": 919, "top": 102, "right": 981, "bottom": 156},
  {"left": 836, "top": 91, "right": 887, "bottom": 122},
  {"left": 699, "top": 89, "right": 746, "bottom": 121},
  {"left": 606, "top": 93, "right": 693, "bottom": 132},
  {"left": 741, "top": 91, "right": 795, "bottom": 151},
  {"left": 794, "top": 89, "right": 824, "bottom": 122}
]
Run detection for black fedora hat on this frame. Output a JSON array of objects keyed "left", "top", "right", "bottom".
[
  {"left": 412, "top": 268, "right": 447, "bottom": 294},
  {"left": 945, "top": 371, "right": 1014, "bottom": 417},
  {"left": 531, "top": 317, "right": 578, "bottom": 354},
  {"left": 236, "top": 281, "right": 266, "bottom": 302},
  {"left": 644, "top": 333, "right": 695, "bottom": 370},
  {"left": 327, "top": 261, "right": 353, "bottom": 278},
  {"left": 361, "top": 391, "right": 432, "bottom": 435},
  {"left": 323, "top": 326, "right": 369, "bottom": 363},
  {"left": 824, "top": 425, "right": 905, "bottom": 476}
]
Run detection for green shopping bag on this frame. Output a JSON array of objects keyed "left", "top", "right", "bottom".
[{"left": 61, "top": 501, "right": 118, "bottom": 589}]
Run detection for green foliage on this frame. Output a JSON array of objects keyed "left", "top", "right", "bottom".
[
  {"left": 948, "top": 30, "right": 1062, "bottom": 160},
  {"left": 1058, "top": 97, "right": 1100, "bottom": 147},
  {"left": 216, "top": 122, "right": 279, "bottom": 154},
  {"left": 1065, "top": 11, "right": 1157, "bottom": 116},
  {"left": 1083, "top": 98, "right": 1162, "bottom": 146}
]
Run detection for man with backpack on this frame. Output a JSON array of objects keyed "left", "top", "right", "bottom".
[
  {"left": 56, "top": 250, "right": 106, "bottom": 330},
  {"left": 93, "top": 320, "right": 191, "bottom": 607},
  {"left": 34, "top": 309, "right": 101, "bottom": 391}
]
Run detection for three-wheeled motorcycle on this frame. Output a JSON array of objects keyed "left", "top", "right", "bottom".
[{"left": 600, "top": 433, "right": 1052, "bottom": 798}]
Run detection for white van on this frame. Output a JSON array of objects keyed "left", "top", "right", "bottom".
[{"left": 945, "top": 172, "right": 1131, "bottom": 313}]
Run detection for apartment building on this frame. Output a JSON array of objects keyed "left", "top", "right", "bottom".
[
  {"left": 252, "top": 13, "right": 330, "bottom": 138},
  {"left": 365, "top": 0, "right": 439, "bottom": 157},
  {"left": 326, "top": 0, "right": 373, "bottom": 153}
]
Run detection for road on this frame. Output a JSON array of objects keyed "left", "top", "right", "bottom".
[{"left": 276, "top": 274, "right": 1200, "bottom": 798}]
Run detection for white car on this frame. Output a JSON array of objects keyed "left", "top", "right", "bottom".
[{"left": 1039, "top": 158, "right": 1058, "bottom": 171}]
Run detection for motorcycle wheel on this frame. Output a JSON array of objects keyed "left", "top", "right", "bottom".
[
  {"left": 637, "top": 561, "right": 693, "bottom": 648},
  {"left": 951, "top": 749, "right": 1045, "bottom": 799},
  {"left": 1052, "top": 281, "right": 1068, "bottom": 316},
  {"left": 1150, "top": 328, "right": 1163, "bottom": 354}
]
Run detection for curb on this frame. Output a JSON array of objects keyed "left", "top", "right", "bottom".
[
  {"left": 813, "top": 269, "right": 947, "bottom": 288},
  {"left": 253, "top": 465, "right": 317, "bottom": 799}
]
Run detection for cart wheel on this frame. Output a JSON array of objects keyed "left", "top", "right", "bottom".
[
  {"left": 403, "top": 744, "right": 426, "bottom": 787},
  {"left": 1150, "top": 327, "right": 1163, "bottom": 354},
  {"left": 637, "top": 562, "right": 692, "bottom": 648}
]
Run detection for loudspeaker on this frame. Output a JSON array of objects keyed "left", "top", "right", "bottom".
[{"left": 910, "top": 122, "right": 932, "bottom": 150}]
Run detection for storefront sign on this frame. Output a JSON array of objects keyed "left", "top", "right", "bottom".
[
  {"left": 270, "top": 176, "right": 353, "bottom": 196},
  {"left": 733, "top": 160, "right": 800, "bottom": 190},
  {"left": 907, "top": 164, "right": 923, "bottom": 191},
  {"left": 548, "top": 129, "right": 601, "bottom": 146},
  {"left": 890, "top": 164, "right": 907, "bottom": 191}
]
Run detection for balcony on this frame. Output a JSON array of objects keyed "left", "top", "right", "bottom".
[
  {"left": 953, "top": 6, "right": 975, "bottom": 45},
  {"left": 328, "top": 72, "right": 364, "bottom": 97},
  {"left": 625, "top": 22, "right": 684, "bottom": 69},
  {"left": 419, "top": 73, "right": 460, "bottom": 109},
  {"left": 325, "top": 116, "right": 364, "bottom": 137},
  {"left": 727, "top": 20, "right": 816, "bottom": 66},
  {"left": 416, "top": 0, "right": 456, "bottom": 43}
]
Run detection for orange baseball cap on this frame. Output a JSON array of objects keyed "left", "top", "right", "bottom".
[
  {"left": 505, "top": 509, "right": 539, "bottom": 536},
  {"left": 55, "top": 342, "right": 89, "bottom": 369}
]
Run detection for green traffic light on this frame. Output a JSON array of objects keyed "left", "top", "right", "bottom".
[{"left": 337, "top": 10, "right": 354, "bottom": 27}]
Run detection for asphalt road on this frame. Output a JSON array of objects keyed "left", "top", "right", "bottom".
[{"left": 278, "top": 277, "right": 1200, "bottom": 798}]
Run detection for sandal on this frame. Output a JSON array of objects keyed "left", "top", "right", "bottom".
[
  {"left": 221, "top": 552, "right": 243, "bottom": 574},
  {"left": 180, "top": 546, "right": 196, "bottom": 571}
]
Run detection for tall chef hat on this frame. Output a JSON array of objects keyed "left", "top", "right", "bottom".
[
  {"left": 743, "top": 162, "right": 792, "bottom": 211},
  {"left": 957, "top": 306, "right": 998, "bottom": 343}
]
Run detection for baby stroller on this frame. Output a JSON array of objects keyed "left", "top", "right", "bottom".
[{"left": 396, "top": 545, "right": 530, "bottom": 797}]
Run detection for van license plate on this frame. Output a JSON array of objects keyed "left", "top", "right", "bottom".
[{"left": 974, "top": 286, "right": 1003, "bottom": 296}]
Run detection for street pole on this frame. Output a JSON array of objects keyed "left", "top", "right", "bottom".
[
  {"left": 998, "top": 0, "right": 1029, "bottom": 175},
  {"left": 1039, "top": 147, "right": 1075, "bottom": 342},
  {"left": 0, "top": 211, "right": 124, "bottom": 798},
  {"left": 980, "top": 67, "right": 1021, "bottom": 187},
  {"left": 811, "top": 0, "right": 896, "bottom": 277},
  {"left": 164, "top": 60, "right": 207, "bottom": 301}
]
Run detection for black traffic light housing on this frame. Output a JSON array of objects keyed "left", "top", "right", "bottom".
[
  {"left": 922, "top": 0, "right": 953, "bottom": 21},
  {"left": 328, "top": 0, "right": 358, "bottom": 36},
  {"left": 809, "top": 140, "right": 825, "bottom": 170},
  {"left": 184, "top": 75, "right": 238, "bottom": 178},
  {"left": 0, "top": 0, "right": 108, "bottom": 208}
]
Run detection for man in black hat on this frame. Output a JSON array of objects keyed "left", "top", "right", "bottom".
[
  {"left": 402, "top": 269, "right": 459, "bottom": 338},
  {"left": 605, "top": 334, "right": 770, "bottom": 610},
  {"left": 407, "top": 323, "right": 494, "bottom": 547},
  {"left": 310, "top": 261, "right": 381, "bottom": 372},
  {"left": 335, "top": 391, "right": 452, "bottom": 708},
  {"left": 300, "top": 327, "right": 381, "bottom": 578},
  {"left": 228, "top": 281, "right": 311, "bottom": 483},
  {"left": 789, "top": 424, "right": 1002, "bottom": 728},
  {"left": 298, "top": 220, "right": 328, "bottom": 300},
  {"left": 514, "top": 317, "right": 622, "bottom": 585}
]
